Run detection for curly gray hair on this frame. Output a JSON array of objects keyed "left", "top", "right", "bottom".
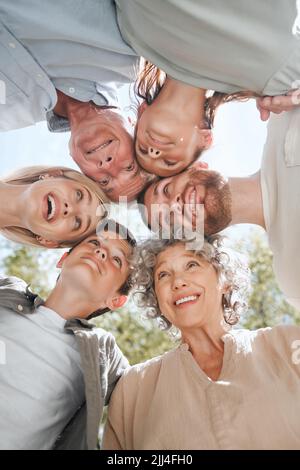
[{"left": 130, "top": 235, "right": 251, "bottom": 333}]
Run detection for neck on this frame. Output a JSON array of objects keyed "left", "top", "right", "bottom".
[
  {"left": 53, "top": 89, "right": 91, "bottom": 123},
  {"left": 182, "top": 319, "right": 226, "bottom": 358},
  {"left": 228, "top": 171, "right": 265, "bottom": 228},
  {"left": 53, "top": 89, "right": 117, "bottom": 128},
  {"left": 181, "top": 315, "right": 227, "bottom": 380},
  {"left": 159, "top": 77, "right": 207, "bottom": 126},
  {"left": 44, "top": 281, "right": 103, "bottom": 321},
  {"left": 0, "top": 182, "right": 30, "bottom": 229}
]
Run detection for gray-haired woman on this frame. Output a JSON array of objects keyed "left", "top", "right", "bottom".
[{"left": 103, "top": 236, "right": 300, "bottom": 450}]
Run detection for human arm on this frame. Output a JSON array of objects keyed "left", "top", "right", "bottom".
[
  {"left": 104, "top": 333, "right": 129, "bottom": 405},
  {"left": 256, "top": 89, "right": 300, "bottom": 121},
  {"left": 102, "top": 368, "right": 132, "bottom": 450}
]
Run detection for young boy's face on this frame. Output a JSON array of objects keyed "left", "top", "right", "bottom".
[{"left": 59, "top": 230, "right": 133, "bottom": 307}]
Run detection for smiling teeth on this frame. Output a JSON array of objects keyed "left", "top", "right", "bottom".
[
  {"left": 175, "top": 295, "right": 198, "bottom": 306},
  {"left": 99, "top": 140, "right": 112, "bottom": 150},
  {"left": 47, "top": 195, "right": 56, "bottom": 221},
  {"left": 190, "top": 190, "right": 196, "bottom": 215},
  {"left": 89, "top": 140, "right": 112, "bottom": 154}
]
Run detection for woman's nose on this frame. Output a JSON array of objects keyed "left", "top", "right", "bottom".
[
  {"left": 172, "top": 277, "right": 187, "bottom": 290},
  {"left": 63, "top": 202, "right": 74, "bottom": 217},
  {"left": 148, "top": 147, "right": 161, "bottom": 158},
  {"left": 95, "top": 247, "right": 107, "bottom": 261},
  {"left": 170, "top": 194, "right": 182, "bottom": 214}
]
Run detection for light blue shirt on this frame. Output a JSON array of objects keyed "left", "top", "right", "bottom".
[{"left": 0, "top": 0, "right": 138, "bottom": 131}]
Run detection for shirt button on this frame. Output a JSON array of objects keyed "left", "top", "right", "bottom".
[
  {"left": 17, "top": 304, "right": 24, "bottom": 312},
  {"left": 69, "top": 87, "right": 75, "bottom": 94},
  {"left": 37, "top": 73, "right": 43, "bottom": 79},
  {"left": 8, "top": 42, "right": 16, "bottom": 48}
]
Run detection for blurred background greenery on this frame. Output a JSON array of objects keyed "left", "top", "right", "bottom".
[{"left": 1, "top": 229, "right": 299, "bottom": 366}]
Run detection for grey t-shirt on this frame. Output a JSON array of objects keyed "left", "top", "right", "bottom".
[
  {"left": 116, "top": 0, "right": 300, "bottom": 95},
  {"left": 0, "top": 305, "right": 85, "bottom": 450}
]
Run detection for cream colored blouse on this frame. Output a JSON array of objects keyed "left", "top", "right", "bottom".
[{"left": 103, "top": 326, "right": 300, "bottom": 450}]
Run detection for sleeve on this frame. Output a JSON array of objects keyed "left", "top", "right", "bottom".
[
  {"left": 102, "top": 377, "right": 126, "bottom": 450},
  {"left": 104, "top": 334, "right": 129, "bottom": 406},
  {"left": 260, "top": 324, "right": 300, "bottom": 378}
]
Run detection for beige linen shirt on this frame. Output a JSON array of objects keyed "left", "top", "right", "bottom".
[{"left": 103, "top": 326, "right": 300, "bottom": 450}]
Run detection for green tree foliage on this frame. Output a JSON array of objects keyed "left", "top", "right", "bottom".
[
  {"left": 94, "top": 302, "right": 175, "bottom": 365},
  {"left": 0, "top": 239, "right": 57, "bottom": 298},
  {"left": 238, "top": 232, "right": 300, "bottom": 329}
]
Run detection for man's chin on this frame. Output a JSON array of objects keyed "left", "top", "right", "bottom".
[{"left": 106, "top": 191, "right": 136, "bottom": 203}]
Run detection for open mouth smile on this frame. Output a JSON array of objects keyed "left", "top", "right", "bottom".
[
  {"left": 182, "top": 186, "right": 205, "bottom": 226},
  {"left": 43, "top": 193, "right": 60, "bottom": 223},
  {"left": 174, "top": 294, "right": 201, "bottom": 308},
  {"left": 87, "top": 139, "right": 113, "bottom": 155}
]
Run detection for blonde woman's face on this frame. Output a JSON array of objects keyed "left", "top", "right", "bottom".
[
  {"left": 154, "top": 244, "right": 223, "bottom": 332},
  {"left": 22, "top": 177, "right": 105, "bottom": 245}
]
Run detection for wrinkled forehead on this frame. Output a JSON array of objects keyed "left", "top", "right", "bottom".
[{"left": 155, "top": 243, "right": 208, "bottom": 269}]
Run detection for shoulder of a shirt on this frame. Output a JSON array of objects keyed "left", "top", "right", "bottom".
[
  {"left": 0, "top": 275, "right": 28, "bottom": 292},
  {"left": 120, "top": 348, "right": 176, "bottom": 382},
  {"left": 249, "top": 324, "right": 300, "bottom": 355}
]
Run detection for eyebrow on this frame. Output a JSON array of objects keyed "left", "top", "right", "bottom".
[
  {"left": 153, "top": 181, "right": 160, "bottom": 196},
  {"left": 86, "top": 187, "right": 92, "bottom": 204},
  {"left": 155, "top": 253, "right": 198, "bottom": 272}
]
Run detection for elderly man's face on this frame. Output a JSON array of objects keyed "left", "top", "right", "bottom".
[
  {"left": 143, "top": 168, "right": 232, "bottom": 236},
  {"left": 70, "top": 109, "right": 148, "bottom": 202}
]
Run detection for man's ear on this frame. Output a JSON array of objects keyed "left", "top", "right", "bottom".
[
  {"left": 36, "top": 236, "right": 60, "bottom": 248},
  {"left": 137, "top": 101, "right": 148, "bottom": 119},
  {"left": 197, "top": 129, "right": 213, "bottom": 150},
  {"left": 107, "top": 295, "right": 128, "bottom": 310},
  {"left": 56, "top": 252, "right": 69, "bottom": 268}
]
